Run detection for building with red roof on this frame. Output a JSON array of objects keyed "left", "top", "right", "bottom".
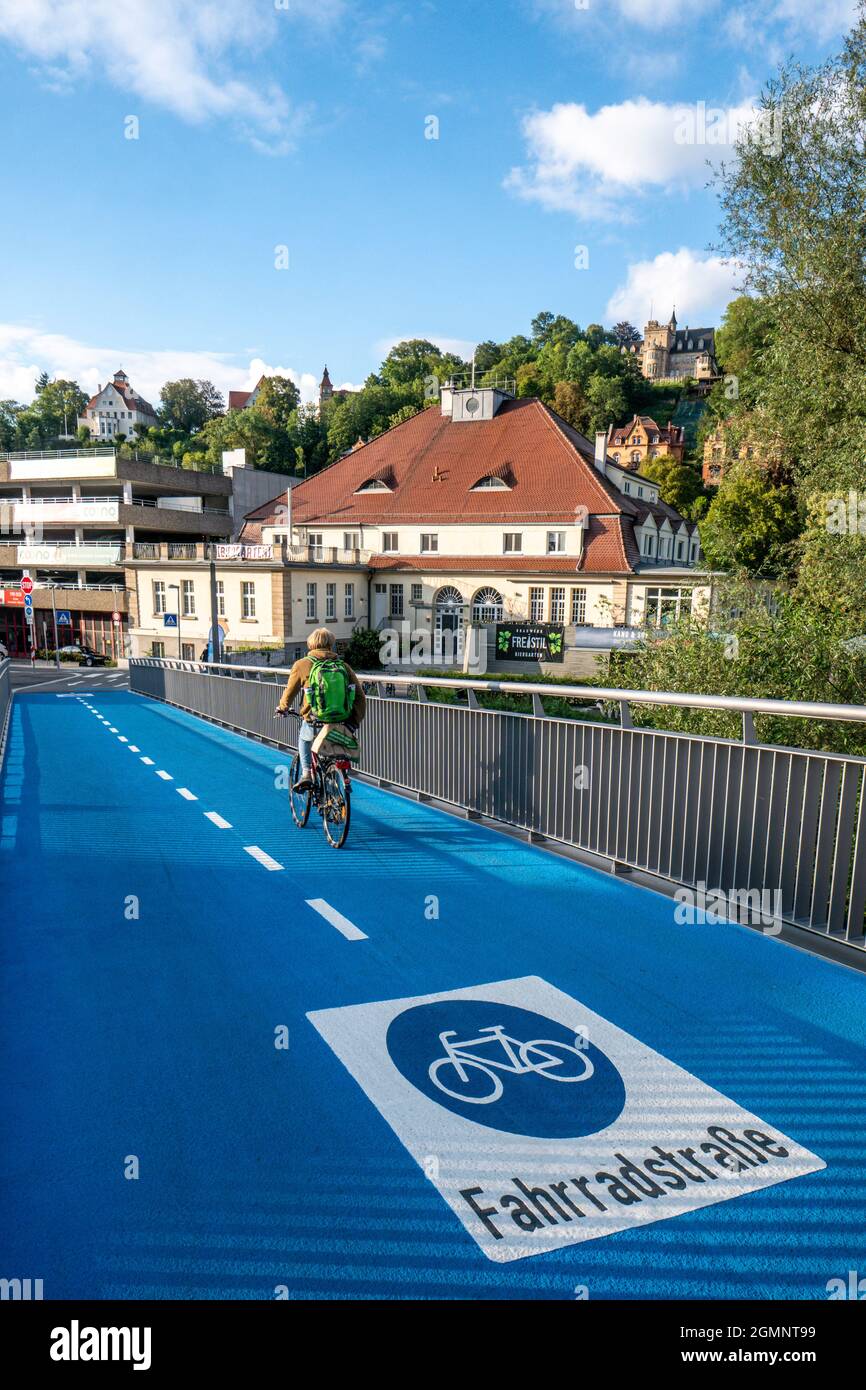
[
  {"left": 78, "top": 369, "right": 159, "bottom": 440},
  {"left": 237, "top": 379, "right": 710, "bottom": 669}
]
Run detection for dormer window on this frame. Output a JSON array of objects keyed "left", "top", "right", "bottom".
[
  {"left": 355, "top": 478, "right": 392, "bottom": 493},
  {"left": 472, "top": 474, "right": 511, "bottom": 490}
]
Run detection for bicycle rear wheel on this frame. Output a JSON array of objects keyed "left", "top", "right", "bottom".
[
  {"left": 289, "top": 753, "right": 311, "bottom": 828},
  {"left": 321, "top": 764, "right": 350, "bottom": 848}
]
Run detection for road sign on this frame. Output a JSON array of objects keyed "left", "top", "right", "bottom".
[
  {"left": 55, "top": 610, "right": 72, "bottom": 625},
  {"left": 23, "top": 596, "right": 33, "bottom": 614},
  {"left": 163, "top": 613, "right": 178, "bottom": 628},
  {"left": 112, "top": 611, "right": 121, "bottom": 623},
  {"left": 20, "top": 577, "right": 33, "bottom": 595},
  {"left": 0, "top": 589, "right": 25, "bottom": 606}
]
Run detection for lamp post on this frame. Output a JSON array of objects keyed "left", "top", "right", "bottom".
[{"left": 168, "top": 583, "right": 182, "bottom": 659}]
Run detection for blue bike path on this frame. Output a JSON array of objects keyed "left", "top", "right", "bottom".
[{"left": 1, "top": 687, "right": 865, "bottom": 1298}]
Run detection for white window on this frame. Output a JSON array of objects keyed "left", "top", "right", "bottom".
[
  {"left": 216, "top": 579, "right": 225, "bottom": 617},
  {"left": 374, "top": 583, "right": 386, "bottom": 595},
  {"left": 182, "top": 643, "right": 195, "bottom": 661},
  {"left": 389, "top": 583, "right": 404, "bottom": 617},
  {"left": 529, "top": 586, "right": 545, "bottom": 621},
  {"left": 306, "top": 582, "right": 317, "bottom": 620},
  {"left": 411, "top": 583, "right": 423, "bottom": 602},
  {"left": 343, "top": 532, "right": 360, "bottom": 551},
  {"left": 152, "top": 641, "right": 165, "bottom": 658},
  {"left": 503, "top": 532, "right": 522, "bottom": 553},
  {"left": 547, "top": 531, "right": 566, "bottom": 554},
  {"left": 382, "top": 532, "right": 398, "bottom": 552},
  {"left": 623, "top": 479, "right": 631, "bottom": 494},
  {"left": 644, "top": 586, "right": 693, "bottom": 628},
  {"left": 637, "top": 485, "right": 644, "bottom": 498},
  {"left": 152, "top": 580, "right": 166, "bottom": 614},
  {"left": 471, "top": 587, "right": 504, "bottom": 623},
  {"left": 420, "top": 533, "right": 438, "bottom": 553},
  {"left": 309, "top": 532, "right": 323, "bottom": 558},
  {"left": 344, "top": 583, "right": 354, "bottom": 619},
  {"left": 676, "top": 540, "right": 684, "bottom": 560},
  {"left": 182, "top": 579, "right": 195, "bottom": 617},
  {"left": 242, "top": 581, "right": 256, "bottom": 618},
  {"left": 325, "top": 582, "right": 336, "bottom": 620},
  {"left": 570, "top": 587, "right": 587, "bottom": 624},
  {"left": 550, "top": 587, "right": 566, "bottom": 623},
  {"left": 642, "top": 532, "right": 655, "bottom": 557}
]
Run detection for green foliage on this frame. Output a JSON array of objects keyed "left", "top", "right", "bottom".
[
  {"left": 341, "top": 625, "right": 384, "bottom": 670},
  {"left": 159, "top": 378, "right": 224, "bottom": 433},
  {"left": 640, "top": 453, "right": 707, "bottom": 518},
  {"left": 700, "top": 462, "right": 801, "bottom": 576}
]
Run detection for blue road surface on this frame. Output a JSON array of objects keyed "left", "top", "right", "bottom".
[{"left": 1, "top": 687, "right": 866, "bottom": 1299}]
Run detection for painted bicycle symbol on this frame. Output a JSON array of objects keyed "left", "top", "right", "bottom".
[{"left": 428, "top": 1023, "right": 593, "bottom": 1105}]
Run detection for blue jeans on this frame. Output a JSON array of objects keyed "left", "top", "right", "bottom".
[{"left": 297, "top": 720, "right": 317, "bottom": 776}]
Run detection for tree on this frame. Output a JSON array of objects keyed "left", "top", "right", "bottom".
[
  {"left": 552, "top": 380, "right": 590, "bottom": 433},
  {"left": 159, "top": 378, "right": 225, "bottom": 433},
  {"left": 713, "top": 3, "right": 866, "bottom": 493},
  {"left": 255, "top": 375, "right": 301, "bottom": 431},
  {"left": 640, "top": 453, "right": 706, "bottom": 518},
  {"left": 698, "top": 462, "right": 801, "bottom": 576},
  {"left": 612, "top": 321, "right": 641, "bottom": 347}
]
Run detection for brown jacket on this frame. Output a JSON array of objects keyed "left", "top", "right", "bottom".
[{"left": 277, "top": 653, "right": 367, "bottom": 725}]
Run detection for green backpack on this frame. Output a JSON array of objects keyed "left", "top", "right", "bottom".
[{"left": 307, "top": 656, "right": 355, "bottom": 722}]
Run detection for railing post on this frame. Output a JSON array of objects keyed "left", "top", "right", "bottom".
[
  {"left": 742, "top": 711, "right": 757, "bottom": 745},
  {"left": 619, "top": 700, "right": 632, "bottom": 729},
  {"left": 531, "top": 693, "right": 545, "bottom": 717}
]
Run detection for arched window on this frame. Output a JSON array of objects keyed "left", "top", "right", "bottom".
[
  {"left": 471, "top": 475, "right": 510, "bottom": 490},
  {"left": 471, "top": 587, "right": 504, "bottom": 623},
  {"left": 435, "top": 585, "right": 464, "bottom": 609}
]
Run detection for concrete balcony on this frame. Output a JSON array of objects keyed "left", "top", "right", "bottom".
[
  {"left": 16, "top": 543, "right": 124, "bottom": 565},
  {"left": 29, "top": 587, "right": 129, "bottom": 614},
  {"left": 13, "top": 498, "right": 121, "bottom": 526},
  {"left": 121, "top": 502, "right": 232, "bottom": 536}
]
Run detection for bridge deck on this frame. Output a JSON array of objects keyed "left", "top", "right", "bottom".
[{"left": 1, "top": 688, "right": 865, "bottom": 1298}]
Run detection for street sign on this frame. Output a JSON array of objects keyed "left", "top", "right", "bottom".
[
  {"left": 163, "top": 613, "right": 178, "bottom": 628},
  {"left": 21, "top": 577, "right": 33, "bottom": 595},
  {"left": 55, "top": 610, "right": 72, "bottom": 625},
  {"left": 112, "top": 610, "right": 121, "bottom": 623},
  {"left": 0, "top": 589, "right": 25, "bottom": 606}
]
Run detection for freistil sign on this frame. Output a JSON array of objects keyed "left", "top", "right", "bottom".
[
  {"left": 308, "top": 976, "right": 824, "bottom": 1262},
  {"left": 496, "top": 622, "right": 564, "bottom": 663}
]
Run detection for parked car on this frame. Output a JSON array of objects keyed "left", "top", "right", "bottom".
[
  {"left": 0, "top": 639, "right": 8, "bottom": 660},
  {"left": 56, "top": 643, "right": 109, "bottom": 667}
]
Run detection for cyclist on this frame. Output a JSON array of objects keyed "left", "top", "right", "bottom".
[{"left": 275, "top": 628, "right": 366, "bottom": 793}]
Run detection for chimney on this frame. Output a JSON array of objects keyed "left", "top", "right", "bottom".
[{"left": 593, "top": 429, "right": 611, "bottom": 474}]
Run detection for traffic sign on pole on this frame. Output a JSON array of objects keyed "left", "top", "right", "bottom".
[
  {"left": 163, "top": 613, "right": 178, "bottom": 628},
  {"left": 55, "top": 610, "right": 72, "bottom": 626},
  {"left": 112, "top": 610, "right": 121, "bottom": 623},
  {"left": 21, "top": 577, "right": 33, "bottom": 595}
]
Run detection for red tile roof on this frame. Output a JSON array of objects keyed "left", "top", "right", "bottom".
[{"left": 241, "top": 396, "right": 696, "bottom": 574}]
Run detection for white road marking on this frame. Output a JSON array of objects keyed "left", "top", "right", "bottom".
[
  {"left": 141, "top": 757, "right": 155, "bottom": 766},
  {"left": 117, "top": 736, "right": 128, "bottom": 743},
  {"left": 155, "top": 770, "right": 173, "bottom": 780},
  {"left": 108, "top": 726, "right": 118, "bottom": 732},
  {"left": 176, "top": 788, "right": 197, "bottom": 800},
  {"left": 17, "top": 675, "right": 80, "bottom": 692},
  {"left": 204, "top": 811, "right": 232, "bottom": 829},
  {"left": 244, "top": 845, "right": 284, "bottom": 871},
  {"left": 305, "top": 898, "right": 368, "bottom": 941},
  {"left": 128, "top": 745, "right": 140, "bottom": 753}
]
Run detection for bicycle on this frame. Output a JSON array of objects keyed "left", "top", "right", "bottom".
[
  {"left": 276, "top": 709, "right": 353, "bottom": 849},
  {"left": 429, "top": 1024, "right": 593, "bottom": 1104}
]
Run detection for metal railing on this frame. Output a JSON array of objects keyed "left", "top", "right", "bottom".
[
  {"left": 0, "top": 657, "right": 11, "bottom": 770},
  {"left": 128, "top": 659, "right": 866, "bottom": 955}
]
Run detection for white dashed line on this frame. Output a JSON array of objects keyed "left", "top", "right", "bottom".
[
  {"left": 155, "top": 770, "right": 173, "bottom": 780},
  {"left": 117, "top": 736, "right": 128, "bottom": 743},
  {"left": 108, "top": 726, "right": 118, "bottom": 733},
  {"left": 305, "top": 898, "right": 368, "bottom": 941},
  {"left": 128, "top": 745, "right": 140, "bottom": 753},
  {"left": 244, "top": 845, "right": 284, "bottom": 871},
  {"left": 141, "top": 757, "right": 154, "bottom": 766},
  {"left": 204, "top": 812, "right": 232, "bottom": 829},
  {"left": 176, "top": 788, "right": 197, "bottom": 801}
]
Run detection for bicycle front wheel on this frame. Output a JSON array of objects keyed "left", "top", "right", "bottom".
[
  {"left": 289, "top": 753, "right": 311, "bottom": 828},
  {"left": 321, "top": 764, "right": 350, "bottom": 848}
]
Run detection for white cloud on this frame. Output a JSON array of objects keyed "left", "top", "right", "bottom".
[
  {"left": 0, "top": 324, "right": 324, "bottom": 409},
  {"left": 726, "top": 0, "right": 858, "bottom": 46},
  {"left": 506, "top": 97, "right": 759, "bottom": 220},
  {"left": 0, "top": 0, "right": 334, "bottom": 149},
  {"left": 604, "top": 248, "right": 745, "bottom": 326},
  {"left": 529, "top": 0, "right": 699, "bottom": 29}
]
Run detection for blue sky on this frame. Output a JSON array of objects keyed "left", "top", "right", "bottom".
[{"left": 0, "top": 0, "right": 857, "bottom": 408}]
